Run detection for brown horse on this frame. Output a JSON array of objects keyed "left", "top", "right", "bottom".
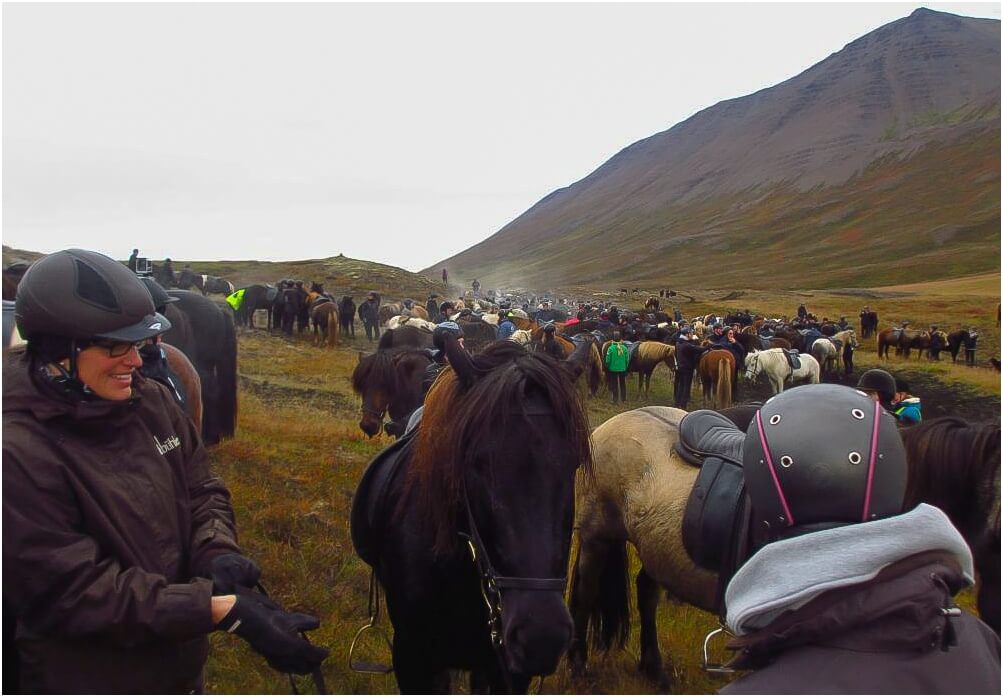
[
  {"left": 568, "top": 408, "right": 1001, "bottom": 689},
  {"left": 697, "top": 349, "right": 734, "bottom": 408},
  {"left": 768, "top": 337, "right": 791, "bottom": 350},
  {"left": 310, "top": 301, "right": 340, "bottom": 347},
  {"left": 351, "top": 347, "right": 433, "bottom": 438},
  {"left": 162, "top": 342, "right": 203, "bottom": 432}
]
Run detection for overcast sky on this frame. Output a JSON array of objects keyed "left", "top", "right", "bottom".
[{"left": 3, "top": 2, "right": 1000, "bottom": 272}]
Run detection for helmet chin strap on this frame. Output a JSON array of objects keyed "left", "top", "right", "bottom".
[{"left": 40, "top": 340, "right": 94, "bottom": 400}]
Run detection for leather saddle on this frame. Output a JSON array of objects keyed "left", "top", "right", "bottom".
[
  {"left": 350, "top": 428, "right": 418, "bottom": 568},
  {"left": 265, "top": 287, "right": 279, "bottom": 303},
  {"left": 784, "top": 349, "right": 802, "bottom": 370},
  {"left": 676, "top": 410, "right": 750, "bottom": 585}
]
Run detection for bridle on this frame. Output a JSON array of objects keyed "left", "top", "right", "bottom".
[{"left": 458, "top": 471, "right": 568, "bottom": 691}]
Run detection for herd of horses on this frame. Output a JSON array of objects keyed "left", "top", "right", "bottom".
[
  {"left": 3, "top": 257, "right": 998, "bottom": 693},
  {"left": 341, "top": 295, "right": 999, "bottom": 692},
  {"left": 347, "top": 325, "right": 1000, "bottom": 693}
]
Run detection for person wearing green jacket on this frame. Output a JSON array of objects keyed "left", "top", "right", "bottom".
[{"left": 605, "top": 331, "right": 629, "bottom": 403}]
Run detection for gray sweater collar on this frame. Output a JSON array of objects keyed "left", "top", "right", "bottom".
[{"left": 725, "top": 504, "right": 974, "bottom": 635}]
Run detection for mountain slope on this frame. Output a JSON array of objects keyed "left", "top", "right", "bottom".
[{"left": 427, "top": 8, "right": 1001, "bottom": 290}]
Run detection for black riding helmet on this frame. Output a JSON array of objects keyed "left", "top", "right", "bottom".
[
  {"left": 138, "top": 276, "right": 179, "bottom": 314},
  {"left": 856, "top": 368, "right": 896, "bottom": 407},
  {"left": 742, "top": 384, "right": 907, "bottom": 551},
  {"left": 16, "top": 249, "right": 171, "bottom": 344}
]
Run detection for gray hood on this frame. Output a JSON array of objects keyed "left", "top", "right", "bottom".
[{"left": 725, "top": 504, "right": 974, "bottom": 635}]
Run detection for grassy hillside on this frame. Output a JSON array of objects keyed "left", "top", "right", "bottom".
[
  {"left": 2, "top": 247, "right": 444, "bottom": 301},
  {"left": 431, "top": 127, "right": 1001, "bottom": 291}
]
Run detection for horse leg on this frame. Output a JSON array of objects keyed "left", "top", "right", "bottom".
[
  {"left": 636, "top": 567, "right": 671, "bottom": 689},
  {"left": 567, "top": 537, "right": 613, "bottom": 677},
  {"left": 392, "top": 637, "right": 451, "bottom": 694}
]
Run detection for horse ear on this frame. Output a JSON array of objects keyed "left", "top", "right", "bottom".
[{"left": 444, "top": 333, "right": 478, "bottom": 388}]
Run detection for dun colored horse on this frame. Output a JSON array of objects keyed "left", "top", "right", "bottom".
[{"left": 568, "top": 407, "right": 1001, "bottom": 689}]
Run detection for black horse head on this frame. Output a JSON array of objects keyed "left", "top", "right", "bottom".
[
  {"left": 395, "top": 337, "right": 592, "bottom": 682},
  {"left": 351, "top": 347, "right": 432, "bottom": 438}
]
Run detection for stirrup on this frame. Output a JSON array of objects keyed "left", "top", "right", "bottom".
[
  {"left": 701, "top": 626, "right": 737, "bottom": 675},
  {"left": 348, "top": 621, "right": 393, "bottom": 674},
  {"left": 348, "top": 571, "right": 394, "bottom": 674}
]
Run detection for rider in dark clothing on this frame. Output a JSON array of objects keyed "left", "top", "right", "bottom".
[
  {"left": 797, "top": 303, "right": 808, "bottom": 321},
  {"left": 359, "top": 292, "right": 381, "bottom": 342},
  {"left": 127, "top": 249, "right": 139, "bottom": 272},
  {"left": 162, "top": 258, "right": 176, "bottom": 286},
  {"left": 425, "top": 294, "right": 438, "bottom": 320},
  {"left": 673, "top": 328, "right": 703, "bottom": 410}
]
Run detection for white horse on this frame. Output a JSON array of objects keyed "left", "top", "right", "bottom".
[
  {"left": 831, "top": 329, "right": 859, "bottom": 371},
  {"left": 810, "top": 337, "right": 839, "bottom": 375},
  {"left": 385, "top": 315, "right": 437, "bottom": 332},
  {"left": 745, "top": 349, "right": 820, "bottom": 394}
]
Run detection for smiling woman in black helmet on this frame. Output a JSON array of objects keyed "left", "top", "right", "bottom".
[{"left": 2, "top": 249, "right": 327, "bottom": 693}]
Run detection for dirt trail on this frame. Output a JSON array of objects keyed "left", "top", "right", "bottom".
[{"left": 739, "top": 369, "right": 1000, "bottom": 423}]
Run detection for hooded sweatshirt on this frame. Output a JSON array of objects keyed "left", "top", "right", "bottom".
[
  {"left": 720, "top": 505, "right": 1000, "bottom": 694},
  {"left": 3, "top": 350, "right": 241, "bottom": 693}
]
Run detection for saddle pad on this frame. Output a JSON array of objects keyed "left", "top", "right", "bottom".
[
  {"left": 675, "top": 409, "right": 746, "bottom": 467},
  {"left": 266, "top": 287, "right": 279, "bottom": 303},
  {"left": 350, "top": 428, "right": 418, "bottom": 567},
  {"left": 682, "top": 455, "right": 746, "bottom": 573}
]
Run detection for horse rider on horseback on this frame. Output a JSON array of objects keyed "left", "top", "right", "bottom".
[
  {"left": 718, "top": 385, "right": 999, "bottom": 693},
  {"left": 4, "top": 250, "right": 328, "bottom": 693}
]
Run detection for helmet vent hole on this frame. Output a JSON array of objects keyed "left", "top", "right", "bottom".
[
  {"left": 780, "top": 455, "right": 793, "bottom": 468},
  {"left": 848, "top": 451, "right": 862, "bottom": 465},
  {"left": 74, "top": 259, "right": 120, "bottom": 312},
  {"left": 851, "top": 408, "right": 865, "bottom": 420},
  {"left": 769, "top": 414, "right": 782, "bottom": 425}
]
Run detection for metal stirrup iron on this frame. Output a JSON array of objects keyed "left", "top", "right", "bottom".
[{"left": 348, "top": 570, "right": 394, "bottom": 675}]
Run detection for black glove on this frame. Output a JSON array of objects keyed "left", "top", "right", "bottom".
[
  {"left": 216, "top": 591, "right": 329, "bottom": 675},
  {"left": 205, "top": 553, "right": 261, "bottom": 595}
]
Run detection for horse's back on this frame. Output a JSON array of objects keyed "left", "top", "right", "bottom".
[{"left": 583, "top": 407, "right": 714, "bottom": 606}]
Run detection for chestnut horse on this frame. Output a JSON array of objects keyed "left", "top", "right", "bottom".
[{"left": 697, "top": 349, "right": 734, "bottom": 408}]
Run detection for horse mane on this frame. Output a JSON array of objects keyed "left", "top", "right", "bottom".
[
  {"left": 406, "top": 341, "right": 593, "bottom": 554},
  {"left": 901, "top": 416, "right": 1001, "bottom": 540}
]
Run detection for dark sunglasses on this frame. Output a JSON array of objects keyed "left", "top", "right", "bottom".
[{"left": 89, "top": 338, "right": 154, "bottom": 358}]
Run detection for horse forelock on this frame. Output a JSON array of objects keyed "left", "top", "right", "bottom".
[{"left": 409, "top": 346, "right": 593, "bottom": 553}]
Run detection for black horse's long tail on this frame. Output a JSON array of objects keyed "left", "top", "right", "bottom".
[
  {"left": 217, "top": 308, "right": 239, "bottom": 440},
  {"left": 568, "top": 537, "right": 631, "bottom": 653}
]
